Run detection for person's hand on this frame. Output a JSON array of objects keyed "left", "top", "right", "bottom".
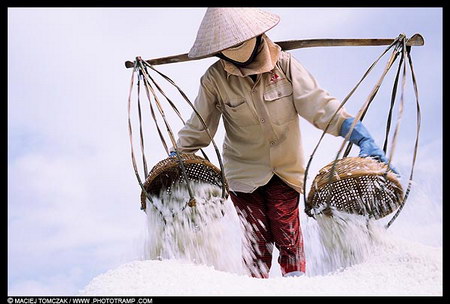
[
  {"left": 340, "top": 118, "right": 398, "bottom": 174},
  {"left": 358, "top": 136, "right": 388, "bottom": 163},
  {"left": 169, "top": 151, "right": 177, "bottom": 157}
]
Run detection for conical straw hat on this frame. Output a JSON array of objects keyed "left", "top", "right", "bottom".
[{"left": 188, "top": 8, "right": 280, "bottom": 59}]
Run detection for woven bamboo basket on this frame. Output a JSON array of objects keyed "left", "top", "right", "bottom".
[
  {"left": 140, "top": 153, "right": 227, "bottom": 210},
  {"left": 306, "top": 157, "right": 404, "bottom": 219}
]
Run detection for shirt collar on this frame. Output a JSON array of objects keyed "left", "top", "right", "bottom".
[{"left": 222, "top": 34, "right": 281, "bottom": 79}]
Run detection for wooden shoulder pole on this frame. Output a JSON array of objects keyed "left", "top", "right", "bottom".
[{"left": 125, "top": 33, "right": 424, "bottom": 69}]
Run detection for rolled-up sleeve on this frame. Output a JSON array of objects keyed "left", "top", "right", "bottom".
[
  {"left": 286, "top": 53, "right": 352, "bottom": 136},
  {"left": 175, "top": 73, "right": 222, "bottom": 153}
]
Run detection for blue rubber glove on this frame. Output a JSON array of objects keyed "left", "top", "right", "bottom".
[
  {"left": 339, "top": 117, "right": 388, "bottom": 163},
  {"left": 169, "top": 151, "right": 177, "bottom": 157}
]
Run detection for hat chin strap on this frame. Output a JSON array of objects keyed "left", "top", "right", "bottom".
[{"left": 217, "top": 35, "right": 262, "bottom": 67}]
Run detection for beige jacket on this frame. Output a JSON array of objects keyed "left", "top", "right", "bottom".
[{"left": 175, "top": 35, "right": 352, "bottom": 193}]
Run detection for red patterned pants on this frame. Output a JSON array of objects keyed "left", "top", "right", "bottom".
[{"left": 230, "top": 175, "right": 306, "bottom": 278}]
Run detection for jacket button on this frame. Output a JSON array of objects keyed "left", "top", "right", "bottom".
[
  {"left": 260, "top": 118, "right": 265, "bottom": 123},
  {"left": 270, "top": 141, "right": 276, "bottom": 146}
]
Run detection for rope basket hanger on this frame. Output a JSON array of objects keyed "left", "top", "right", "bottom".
[
  {"left": 127, "top": 57, "right": 228, "bottom": 222},
  {"left": 302, "top": 34, "right": 422, "bottom": 229}
]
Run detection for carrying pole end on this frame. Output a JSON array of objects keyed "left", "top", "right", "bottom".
[
  {"left": 407, "top": 33, "right": 425, "bottom": 46},
  {"left": 125, "top": 60, "right": 134, "bottom": 69}
]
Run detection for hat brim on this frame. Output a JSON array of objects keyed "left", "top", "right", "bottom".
[{"left": 188, "top": 8, "right": 280, "bottom": 59}]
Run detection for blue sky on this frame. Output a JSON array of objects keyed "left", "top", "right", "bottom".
[{"left": 8, "top": 7, "right": 442, "bottom": 295}]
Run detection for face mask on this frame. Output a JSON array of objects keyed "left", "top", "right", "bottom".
[{"left": 218, "top": 35, "right": 262, "bottom": 67}]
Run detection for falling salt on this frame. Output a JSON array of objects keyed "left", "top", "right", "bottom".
[
  {"left": 142, "top": 181, "right": 247, "bottom": 275},
  {"left": 142, "top": 181, "right": 397, "bottom": 279},
  {"left": 308, "top": 210, "right": 386, "bottom": 275}
]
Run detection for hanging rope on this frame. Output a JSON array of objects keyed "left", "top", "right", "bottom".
[
  {"left": 137, "top": 59, "right": 198, "bottom": 207},
  {"left": 342, "top": 43, "right": 402, "bottom": 158},
  {"left": 141, "top": 59, "right": 227, "bottom": 199},
  {"left": 127, "top": 57, "right": 228, "bottom": 218},
  {"left": 303, "top": 34, "right": 421, "bottom": 229},
  {"left": 385, "top": 45, "right": 421, "bottom": 228},
  {"left": 303, "top": 34, "right": 402, "bottom": 199},
  {"left": 140, "top": 62, "right": 211, "bottom": 161},
  {"left": 127, "top": 64, "right": 168, "bottom": 222}
]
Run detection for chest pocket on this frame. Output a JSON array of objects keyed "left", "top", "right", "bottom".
[
  {"left": 222, "top": 100, "right": 259, "bottom": 127},
  {"left": 263, "top": 80, "right": 297, "bottom": 125}
]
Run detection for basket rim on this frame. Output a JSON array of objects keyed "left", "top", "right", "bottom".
[
  {"left": 143, "top": 154, "right": 221, "bottom": 189},
  {"left": 307, "top": 157, "right": 403, "bottom": 208},
  {"left": 140, "top": 153, "right": 226, "bottom": 210}
]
